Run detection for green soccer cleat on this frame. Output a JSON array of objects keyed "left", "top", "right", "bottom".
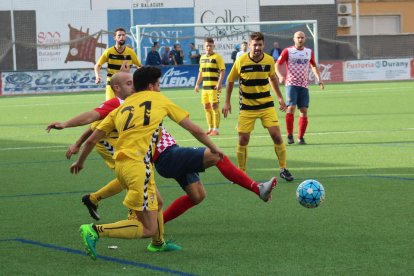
[
  {"left": 147, "top": 240, "right": 182, "bottom": 252},
  {"left": 79, "top": 223, "right": 99, "bottom": 260}
]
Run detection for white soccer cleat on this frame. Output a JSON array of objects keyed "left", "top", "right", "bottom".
[{"left": 258, "top": 177, "right": 277, "bottom": 202}]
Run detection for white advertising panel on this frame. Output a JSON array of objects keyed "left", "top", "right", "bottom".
[
  {"left": 0, "top": 0, "right": 88, "bottom": 10},
  {"left": 259, "top": 0, "right": 334, "bottom": 5},
  {"left": 194, "top": 0, "right": 260, "bottom": 63},
  {"left": 91, "top": 0, "right": 194, "bottom": 10},
  {"left": 344, "top": 59, "right": 411, "bottom": 82},
  {"left": 36, "top": 9, "right": 107, "bottom": 70},
  {"left": 1, "top": 69, "right": 105, "bottom": 95}
]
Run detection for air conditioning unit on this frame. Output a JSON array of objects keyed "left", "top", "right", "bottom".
[
  {"left": 337, "top": 3, "right": 352, "bottom": 15},
  {"left": 338, "top": 16, "right": 353, "bottom": 27}
]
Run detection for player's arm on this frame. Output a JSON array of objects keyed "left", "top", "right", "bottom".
[
  {"left": 309, "top": 51, "right": 324, "bottom": 89},
  {"left": 222, "top": 62, "right": 238, "bottom": 118},
  {"left": 131, "top": 49, "right": 142, "bottom": 68},
  {"left": 269, "top": 75, "right": 287, "bottom": 112},
  {"left": 95, "top": 51, "right": 108, "bottom": 84},
  {"left": 120, "top": 60, "right": 130, "bottom": 72},
  {"left": 94, "top": 63, "right": 103, "bottom": 84},
  {"left": 275, "top": 62, "right": 284, "bottom": 84},
  {"left": 215, "top": 69, "right": 225, "bottom": 92},
  {"left": 66, "top": 127, "right": 94, "bottom": 160},
  {"left": 195, "top": 71, "right": 203, "bottom": 93},
  {"left": 179, "top": 117, "right": 223, "bottom": 157},
  {"left": 311, "top": 64, "right": 325, "bottom": 90},
  {"left": 70, "top": 129, "right": 106, "bottom": 174},
  {"left": 46, "top": 110, "right": 101, "bottom": 132},
  {"left": 222, "top": 80, "right": 233, "bottom": 118},
  {"left": 275, "top": 49, "right": 288, "bottom": 84}
]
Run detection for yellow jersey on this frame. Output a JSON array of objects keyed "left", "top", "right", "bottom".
[
  {"left": 227, "top": 53, "right": 276, "bottom": 110},
  {"left": 199, "top": 52, "right": 225, "bottom": 92},
  {"left": 97, "top": 91, "right": 189, "bottom": 161},
  {"left": 97, "top": 46, "right": 141, "bottom": 80}
]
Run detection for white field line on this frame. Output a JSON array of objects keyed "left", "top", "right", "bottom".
[{"left": 1, "top": 128, "right": 413, "bottom": 151}]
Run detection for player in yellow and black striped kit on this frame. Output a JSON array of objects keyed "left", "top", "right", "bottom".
[
  {"left": 223, "top": 32, "right": 294, "bottom": 182},
  {"left": 95, "top": 27, "right": 141, "bottom": 100},
  {"left": 195, "top": 37, "right": 225, "bottom": 136}
]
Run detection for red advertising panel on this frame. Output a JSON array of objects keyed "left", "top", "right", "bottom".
[{"left": 309, "top": 60, "right": 343, "bottom": 83}]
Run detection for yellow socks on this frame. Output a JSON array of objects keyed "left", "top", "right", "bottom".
[
  {"left": 151, "top": 209, "right": 165, "bottom": 246},
  {"left": 90, "top": 178, "right": 123, "bottom": 205},
  {"left": 204, "top": 108, "right": 213, "bottom": 131},
  {"left": 274, "top": 143, "right": 287, "bottom": 169},
  {"left": 95, "top": 219, "right": 143, "bottom": 239},
  {"left": 236, "top": 145, "right": 247, "bottom": 171},
  {"left": 212, "top": 108, "right": 220, "bottom": 130}
]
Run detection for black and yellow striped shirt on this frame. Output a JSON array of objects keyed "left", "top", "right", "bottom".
[
  {"left": 97, "top": 46, "right": 141, "bottom": 83},
  {"left": 227, "top": 53, "right": 275, "bottom": 110},
  {"left": 199, "top": 53, "right": 225, "bottom": 92}
]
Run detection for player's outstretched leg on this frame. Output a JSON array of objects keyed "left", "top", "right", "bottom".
[
  {"left": 79, "top": 223, "right": 99, "bottom": 260},
  {"left": 258, "top": 177, "right": 278, "bottom": 202},
  {"left": 82, "top": 194, "right": 100, "bottom": 220}
]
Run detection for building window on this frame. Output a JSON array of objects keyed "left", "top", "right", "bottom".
[{"left": 350, "top": 15, "right": 400, "bottom": 35}]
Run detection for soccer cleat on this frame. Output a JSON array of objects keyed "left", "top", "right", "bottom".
[
  {"left": 298, "top": 138, "right": 306, "bottom": 145},
  {"left": 209, "top": 130, "right": 219, "bottom": 136},
  {"left": 258, "top": 177, "right": 278, "bottom": 202},
  {"left": 280, "top": 168, "right": 294, "bottom": 182},
  {"left": 287, "top": 134, "right": 294, "bottom": 144},
  {"left": 82, "top": 194, "right": 100, "bottom": 221},
  {"left": 79, "top": 224, "right": 99, "bottom": 260},
  {"left": 147, "top": 240, "right": 182, "bottom": 252},
  {"left": 206, "top": 129, "right": 212, "bottom": 135}
]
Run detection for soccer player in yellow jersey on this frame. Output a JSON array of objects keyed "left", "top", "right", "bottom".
[
  {"left": 195, "top": 37, "right": 225, "bottom": 136},
  {"left": 223, "top": 32, "right": 294, "bottom": 182},
  {"left": 71, "top": 66, "right": 224, "bottom": 260},
  {"left": 95, "top": 27, "right": 141, "bottom": 100}
]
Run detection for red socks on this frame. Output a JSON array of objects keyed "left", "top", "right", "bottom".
[
  {"left": 216, "top": 155, "right": 259, "bottom": 195},
  {"left": 163, "top": 156, "right": 262, "bottom": 224},
  {"left": 287, "top": 113, "right": 308, "bottom": 139},
  {"left": 298, "top": 116, "right": 308, "bottom": 139},
  {"left": 163, "top": 195, "right": 196, "bottom": 224},
  {"left": 286, "top": 113, "right": 294, "bottom": 136}
]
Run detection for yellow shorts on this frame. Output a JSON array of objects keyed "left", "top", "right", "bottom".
[
  {"left": 94, "top": 139, "right": 115, "bottom": 170},
  {"left": 115, "top": 157, "right": 158, "bottom": 212},
  {"left": 237, "top": 107, "right": 280, "bottom": 133},
  {"left": 201, "top": 90, "right": 220, "bottom": 105},
  {"left": 105, "top": 84, "right": 115, "bottom": 100}
]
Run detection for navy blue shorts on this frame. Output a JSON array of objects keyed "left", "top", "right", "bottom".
[
  {"left": 154, "top": 145, "right": 206, "bottom": 189},
  {"left": 285, "top": 85, "right": 309, "bottom": 108}
]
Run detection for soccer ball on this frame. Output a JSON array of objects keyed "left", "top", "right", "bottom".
[{"left": 296, "top": 179, "right": 325, "bottom": 208}]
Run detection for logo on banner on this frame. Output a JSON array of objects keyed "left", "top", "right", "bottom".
[
  {"left": 309, "top": 64, "right": 333, "bottom": 81},
  {"left": 161, "top": 67, "right": 195, "bottom": 87},
  {"left": 64, "top": 25, "right": 107, "bottom": 64},
  {"left": 200, "top": 9, "right": 249, "bottom": 41},
  {"left": 132, "top": 0, "right": 164, "bottom": 8},
  {"left": 5, "top": 73, "right": 33, "bottom": 85}
]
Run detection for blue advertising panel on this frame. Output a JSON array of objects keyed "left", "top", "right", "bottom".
[
  {"left": 160, "top": 63, "right": 234, "bottom": 88},
  {"left": 108, "top": 8, "right": 194, "bottom": 65}
]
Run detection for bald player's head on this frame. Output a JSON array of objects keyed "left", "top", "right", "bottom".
[
  {"left": 110, "top": 71, "right": 134, "bottom": 100},
  {"left": 293, "top": 31, "right": 306, "bottom": 49}
]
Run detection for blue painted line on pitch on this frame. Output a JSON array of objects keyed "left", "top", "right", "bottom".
[{"left": 1, "top": 238, "right": 196, "bottom": 276}]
